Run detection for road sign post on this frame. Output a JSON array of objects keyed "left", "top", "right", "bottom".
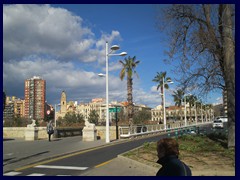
[
  {"left": 109, "top": 107, "right": 121, "bottom": 139},
  {"left": 109, "top": 107, "right": 121, "bottom": 113},
  {"left": 115, "top": 107, "right": 119, "bottom": 139},
  {"left": 46, "top": 110, "right": 51, "bottom": 121}
]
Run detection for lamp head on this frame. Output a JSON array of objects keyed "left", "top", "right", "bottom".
[
  {"left": 110, "top": 45, "right": 120, "bottom": 51},
  {"left": 119, "top": 52, "right": 127, "bottom": 56},
  {"left": 98, "top": 73, "right": 106, "bottom": 77},
  {"left": 166, "top": 78, "right": 173, "bottom": 84}
]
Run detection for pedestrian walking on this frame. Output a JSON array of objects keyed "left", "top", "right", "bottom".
[
  {"left": 156, "top": 138, "right": 192, "bottom": 176},
  {"left": 46, "top": 120, "right": 54, "bottom": 142}
]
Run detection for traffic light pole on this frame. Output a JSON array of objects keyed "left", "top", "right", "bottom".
[{"left": 115, "top": 106, "right": 119, "bottom": 139}]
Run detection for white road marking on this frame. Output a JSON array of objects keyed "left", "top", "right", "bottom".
[
  {"left": 35, "top": 165, "right": 88, "bottom": 170},
  {"left": 57, "top": 175, "right": 72, "bottom": 176},
  {"left": 4, "top": 171, "right": 22, "bottom": 176},
  {"left": 27, "top": 173, "right": 45, "bottom": 176}
]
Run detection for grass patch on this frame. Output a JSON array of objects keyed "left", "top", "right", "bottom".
[{"left": 123, "top": 134, "right": 235, "bottom": 162}]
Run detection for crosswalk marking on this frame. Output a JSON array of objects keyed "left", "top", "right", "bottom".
[
  {"left": 4, "top": 165, "right": 88, "bottom": 176},
  {"left": 27, "top": 173, "right": 45, "bottom": 176},
  {"left": 4, "top": 171, "right": 22, "bottom": 176},
  {"left": 57, "top": 175, "right": 72, "bottom": 176},
  {"left": 3, "top": 171, "right": 73, "bottom": 176},
  {"left": 35, "top": 165, "right": 88, "bottom": 170}
]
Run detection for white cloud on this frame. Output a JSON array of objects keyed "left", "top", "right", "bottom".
[
  {"left": 213, "top": 97, "right": 223, "bottom": 105},
  {"left": 2, "top": 4, "right": 163, "bottom": 108},
  {"left": 3, "top": 57, "right": 165, "bottom": 108},
  {"left": 3, "top": 58, "right": 127, "bottom": 103},
  {"left": 3, "top": 4, "right": 127, "bottom": 104},
  {"left": 3, "top": 4, "right": 121, "bottom": 64},
  {"left": 96, "top": 30, "right": 121, "bottom": 48},
  {"left": 150, "top": 85, "right": 158, "bottom": 93}
]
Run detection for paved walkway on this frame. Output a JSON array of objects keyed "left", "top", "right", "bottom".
[{"left": 3, "top": 136, "right": 157, "bottom": 176}]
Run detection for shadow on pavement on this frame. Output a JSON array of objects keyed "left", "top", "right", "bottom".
[
  {"left": 3, "top": 138, "right": 15, "bottom": 141},
  {"left": 3, "top": 151, "right": 50, "bottom": 165}
]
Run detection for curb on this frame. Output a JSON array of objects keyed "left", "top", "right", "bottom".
[
  {"left": 117, "top": 144, "right": 159, "bottom": 175},
  {"left": 117, "top": 155, "right": 158, "bottom": 175}
]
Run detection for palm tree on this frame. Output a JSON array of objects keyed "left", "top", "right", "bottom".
[
  {"left": 152, "top": 71, "right": 171, "bottom": 123},
  {"left": 172, "top": 89, "right": 184, "bottom": 122},
  {"left": 119, "top": 56, "right": 140, "bottom": 126},
  {"left": 187, "top": 95, "right": 197, "bottom": 122},
  {"left": 204, "top": 104, "right": 213, "bottom": 121},
  {"left": 195, "top": 101, "right": 202, "bottom": 122}
]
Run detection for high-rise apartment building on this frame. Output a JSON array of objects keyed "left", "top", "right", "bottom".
[
  {"left": 24, "top": 76, "right": 46, "bottom": 120},
  {"left": 223, "top": 88, "right": 228, "bottom": 116},
  {"left": 3, "top": 96, "right": 25, "bottom": 123}
]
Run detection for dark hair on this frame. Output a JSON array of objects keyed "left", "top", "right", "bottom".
[{"left": 157, "top": 138, "right": 179, "bottom": 156}]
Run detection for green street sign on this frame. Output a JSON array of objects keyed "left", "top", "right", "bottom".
[{"left": 109, "top": 107, "right": 121, "bottom": 113}]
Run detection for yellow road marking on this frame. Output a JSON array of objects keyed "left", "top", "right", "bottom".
[
  {"left": 94, "top": 159, "right": 114, "bottom": 168},
  {"left": 15, "top": 141, "right": 127, "bottom": 172},
  {"left": 15, "top": 133, "right": 164, "bottom": 172}
]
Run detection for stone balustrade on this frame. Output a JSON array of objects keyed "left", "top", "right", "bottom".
[{"left": 3, "top": 126, "right": 118, "bottom": 141}]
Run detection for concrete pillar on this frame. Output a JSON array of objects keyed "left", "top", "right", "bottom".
[
  {"left": 82, "top": 124, "right": 97, "bottom": 141},
  {"left": 25, "top": 127, "right": 38, "bottom": 141}
]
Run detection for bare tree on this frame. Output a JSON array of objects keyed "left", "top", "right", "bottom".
[
  {"left": 157, "top": 4, "right": 235, "bottom": 148},
  {"left": 221, "top": 4, "right": 235, "bottom": 148}
]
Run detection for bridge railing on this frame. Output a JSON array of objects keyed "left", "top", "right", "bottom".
[{"left": 119, "top": 121, "right": 212, "bottom": 138}]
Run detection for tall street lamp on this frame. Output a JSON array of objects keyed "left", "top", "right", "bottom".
[
  {"left": 197, "top": 97, "right": 204, "bottom": 124},
  {"left": 53, "top": 103, "right": 60, "bottom": 139},
  {"left": 162, "top": 77, "right": 173, "bottom": 130},
  {"left": 205, "top": 105, "right": 208, "bottom": 122},
  {"left": 201, "top": 102, "right": 204, "bottom": 123},
  {"left": 54, "top": 104, "right": 61, "bottom": 128},
  {"left": 195, "top": 101, "right": 197, "bottom": 125},
  {"left": 100, "top": 41, "right": 127, "bottom": 143},
  {"left": 183, "top": 93, "right": 191, "bottom": 127},
  {"left": 184, "top": 95, "right": 187, "bottom": 126}
]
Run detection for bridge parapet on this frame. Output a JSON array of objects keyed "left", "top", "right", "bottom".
[{"left": 119, "top": 121, "right": 212, "bottom": 138}]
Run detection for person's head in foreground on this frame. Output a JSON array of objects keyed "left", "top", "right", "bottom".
[{"left": 156, "top": 138, "right": 192, "bottom": 176}]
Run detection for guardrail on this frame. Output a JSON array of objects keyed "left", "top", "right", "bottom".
[{"left": 119, "top": 121, "right": 212, "bottom": 138}]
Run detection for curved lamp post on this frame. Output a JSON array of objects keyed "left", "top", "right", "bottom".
[
  {"left": 161, "top": 78, "right": 174, "bottom": 130},
  {"left": 54, "top": 103, "right": 61, "bottom": 128},
  {"left": 183, "top": 93, "right": 192, "bottom": 127},
  {"left": 99, "top": 42, "right": 127, "bottom": 143}
]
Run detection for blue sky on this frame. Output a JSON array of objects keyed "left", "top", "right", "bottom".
[{"left": 3, "top": 4, "right": 223, "bottom": 108}]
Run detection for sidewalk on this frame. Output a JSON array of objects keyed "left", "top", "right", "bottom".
[
  {"left": 80, "top": 156, "right": 157, "bottom": 176},
  {"left": 3, "top": 136, "right": 106, "bottom": 173},
  {"left": 3, "top": 136, "right": 157, "bottom": 176}
]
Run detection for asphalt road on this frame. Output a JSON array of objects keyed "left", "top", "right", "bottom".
[
  {"left": 4, "top": 124, "right": 213, "bottom": 176},
  {"left": 10, "top": 133, "right": 171, "bottom": 176}
]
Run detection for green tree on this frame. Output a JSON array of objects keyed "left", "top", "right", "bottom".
[
  {"left": 3, "top": 116, "right": 28, "bottom": 127},
  {"left": 152, "top": 71, "right": 172, "bottom": 121},
  {"left": 186, "top": 95, "right": 197, "bottom": 122},
  {"left": 119, "top": 56, "right": 140, "bottom": 126},
  {"left": 133, "top": 109, "right": 151, "bottom": 125},
  {"left": 172, "top": 89, "right": 184, "bottom": 121},
  {"left": 88, "top": 110, "right": 99, "bottom": 125},
  {"left": 56, "top": 116, "right": 63, "bottom": 127},
  {"left": 63, "top": 112, "right": 84, "bottom": 126}
]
